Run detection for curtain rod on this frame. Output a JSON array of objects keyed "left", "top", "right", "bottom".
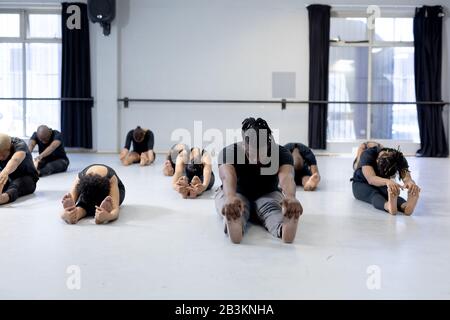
[{"left": 117, "top": 98, "right": 450, "bottom": 109}]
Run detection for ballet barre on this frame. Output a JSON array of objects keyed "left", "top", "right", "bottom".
[{"left": 117, "top": 97, "right": 450, "bottom": 110}]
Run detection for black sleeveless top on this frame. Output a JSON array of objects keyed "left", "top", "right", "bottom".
[
  {"left": 78, "top": 164, "right": 125, "bottom": 194},
  {"left": 185, "top": 149, "right": 207, "bottom": 180}
]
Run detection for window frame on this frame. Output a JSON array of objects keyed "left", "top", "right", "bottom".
[
  {"left": 329, "top": 10, "right": 416, "bottom": 143},
  {"left": 0, "top": 8, "right": 62, "bottom": 138}
]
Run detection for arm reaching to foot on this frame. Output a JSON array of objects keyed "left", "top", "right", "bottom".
[{"left": 0, "top": 150, "right": 26, "bottom": 192}]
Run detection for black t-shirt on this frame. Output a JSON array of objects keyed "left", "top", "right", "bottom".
[
  {"left": 30, "top": 130, "right": 68, "bottom": 162},
  {"left": 218, "top": 142, "right": 293, "bottom": 200},
  {"left": 0, "top": 137, "right": 39, "bottom": 182},
  {"left": 124, "top": 130, "right": 154, "bottom": 154},
  {"left": 353, "top": 146, "right": 381, "bottom": 183},
  {"left": 284, "top": 142, "right": 317, "bottom": 166}
]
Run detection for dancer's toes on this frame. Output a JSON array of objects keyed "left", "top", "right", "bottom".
[
  {"left": 403, "top": 190, "right": 420, "bottom": 216},
  {"left": 100, "top": 196, "right": 113, "bottom": 213},
  {"left": 62, "top": 193, "right": 75, "bottom": 209}
]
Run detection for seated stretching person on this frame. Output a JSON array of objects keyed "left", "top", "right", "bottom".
[
  {"left": 28, "top": 125, "right": 70, "bottom": 177},
  {"left": 0, "top": 133, "right": 39, "bottom": 205},
  {"left": 61, "top": 164, "right": 125, "bottom": 224},
  {"left": 352, "top": 145, "right": 420, "bottom": 215},
  {"left": 120, "top": 126, "right": 155, "bottom": 166},
  {"left": 172, "top": 147, "right": 215, "bottom": 199},
  {"left": 284, "top": 142, "right": 320, "bottom": 191},
  {"left": 163, "top": 143, "right": 188, "bottom": 176},
  {"left": 353, "top": 141, "right": 383, "bottom": 170},
  {"left": 216, "top": 118, "right": 302, "bottom": 244}
]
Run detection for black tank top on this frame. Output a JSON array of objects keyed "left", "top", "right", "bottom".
[{"left": 78, "top": 164, "right": 118, "bottom": 180}]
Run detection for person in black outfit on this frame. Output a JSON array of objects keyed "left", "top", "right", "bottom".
[
  {"left": 284, "top": 142, "right": 321, "bottom": 191},
  {"left": 163, "top": 143, "right": 188, "bottom": 176},
  {"left": 60, "top": 164, "right": 125, "bottom": 224},
  {"left": 120, "top": 126, "right": 155, "bottom": 166},
  {"left": 353, "top": 141, "right": 383, "bottom": 170},
  {"left": 172, "top": 147, "right": 215, "bottom": 198},
  {"left": 352, "top": 144, "right": 420, "bottom": 215},
  {"left": 0, "top": 133, "right": 39, "bottom": 205},
  {"left": 215, "top": 118, "right": 302, "bottom": 244},
  {"left": 28, "top": 125, "right": 69, "bottom": 177}
]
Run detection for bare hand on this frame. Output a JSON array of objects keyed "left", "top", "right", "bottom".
[
  {"left": 386, "top": 180, "right": 403, "bottom": 196},
  {"left": 403, "top": 181, "right": 420, "bottom": 196},
  {"left": 282, "top": 197, "right": 302, "bottom": 219}
]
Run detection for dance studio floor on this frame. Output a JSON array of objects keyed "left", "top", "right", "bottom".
[{"left": 0, "top": 153, "right": 449, "bottom": 299}]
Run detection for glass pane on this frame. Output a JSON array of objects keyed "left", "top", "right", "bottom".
[
  {"left": 0, "top": 13, "right": 20, "bottom": 37},
  {"left": 374, "top": 18, "right": 413, "bottom": 42},
  {"left": 371, "top": 47, "right": 419, "bottom": 141},
  {"left": 28, "top": 14, "right": 61, "bottom": 38},
  {"left": 0, "top": 43, "right": 24, "bottom": 137},
  {"left": 328, "top": 46, "right": 369, "bottom": 140},
  {"left": 330, "top": 17, "right": 368, "bottom": 42},
  {"left": 25, "top": 43, "right": 62, "bottom": 136}
]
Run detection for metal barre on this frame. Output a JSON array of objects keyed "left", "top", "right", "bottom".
[{"left": 117, "top": 97, "right": 450, "bottom": 109}]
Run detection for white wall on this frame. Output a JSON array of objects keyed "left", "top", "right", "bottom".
[
  {"left": 110, "top": 0, "right": 450, "bottom": 154},
  {"left": 116, "top": 0, "right": 309, "bottom": 153},
  {"left": 2, "top": 0, "right": 449, "bottom": 154}
]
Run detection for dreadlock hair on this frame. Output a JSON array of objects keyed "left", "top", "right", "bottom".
[
  {"left": 377, "top": 147, "right": 410, "bottom": 179},
  {"left": 241, "top": 117, "right": 273, "bottom": 149},
  {"left": 133, "top": 126, "right": 146, "bottom": 142},
  {"left": 76, "top": 174, "right": 111, "bottom": 208}
]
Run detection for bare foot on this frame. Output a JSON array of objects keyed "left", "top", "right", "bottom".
[
  {"left": 385, "top": 189, "right": 398, "bottom": 215},
  {"left": 61, "top": 193, "right": 78, "bottom": 224},
  {"left": 281, "top": 198, "right": 302, "bottom": 243},
  {"left": 62, "top": 193, "right": 75, "bottom": 209},
  {"left": 95, "top": 196, "right": 113, "bottom": 224},
  {"left": 304, "top": 173, "right": 320, "bottom": 191},
  {"left": 402, "top": 190, "right": 420, "bottom": 216},
  {"left": 222, "top": 197, "right": 245, "bottom": 244},
  {"left": 176, "top": 176, "right": 190, "bottom": 199},
  {"left": 100, "top": 196, "right": 113, "bottom": 212},
  {"left": 163, "top": 161, "right": 174, "bottom": 176},
  {"left": 0, "top": 193, "right": 10, "bottom": 205}
]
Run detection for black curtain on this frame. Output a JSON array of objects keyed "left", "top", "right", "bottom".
[
  {"left": 61, "top": 2, "right": 93, "bottom": 149},
  {"left": 307, "top": 4, "right": 331, "bottom": 150},
  {"left": 414, "top": 6, "right": 448, "bottom": 157}
]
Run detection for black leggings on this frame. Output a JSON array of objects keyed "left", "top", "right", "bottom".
[
  {"left": 3, "top": 176, "right": 37, "bottom": 203},
  {"left": 352, "top": 181, "right": 406, "bottom": 212},
  {"left": 38, "top": 158, "right": 69, "bottom": 177}
]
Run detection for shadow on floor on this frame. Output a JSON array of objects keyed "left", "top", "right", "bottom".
[{"left": 75, "top": 204, "right": 176, "bottom": 227}]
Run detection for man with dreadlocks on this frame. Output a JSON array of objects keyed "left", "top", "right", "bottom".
[
  {"left": 352, "top": 144, "right": 420, "bottom": 215},
  {"left": 215, "top": 117, "right": 302, "bottom": 244}
]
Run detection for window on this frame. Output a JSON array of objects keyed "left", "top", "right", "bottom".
[
  {"left": 328, "top": 14, "right": 419, "bottom": 142},
  {"left": 0, "top": 10, "right": 61, "bottom": 138}
]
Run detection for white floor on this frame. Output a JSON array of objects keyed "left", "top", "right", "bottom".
[{"left": 0, "top": 153, "right": 449, "bottom": 299}]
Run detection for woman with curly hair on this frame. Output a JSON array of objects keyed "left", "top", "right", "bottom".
[
  {"left": 352, "top": 145, "right": 420, "bottom": 215},
  {"left": 60, "top": 164, "right": 125, "bottom": 224}
]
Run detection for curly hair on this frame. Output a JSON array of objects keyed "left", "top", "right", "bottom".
[
  {"left": 377, "top": 147, "right": 409, "bottom": 179},
  {"left": 76, "top": 174, "right": 111, "bottom": 208}
]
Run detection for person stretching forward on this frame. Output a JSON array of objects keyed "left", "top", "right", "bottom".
[{"left": 215, "top": 117, "right": 302, "bottom": 244}]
